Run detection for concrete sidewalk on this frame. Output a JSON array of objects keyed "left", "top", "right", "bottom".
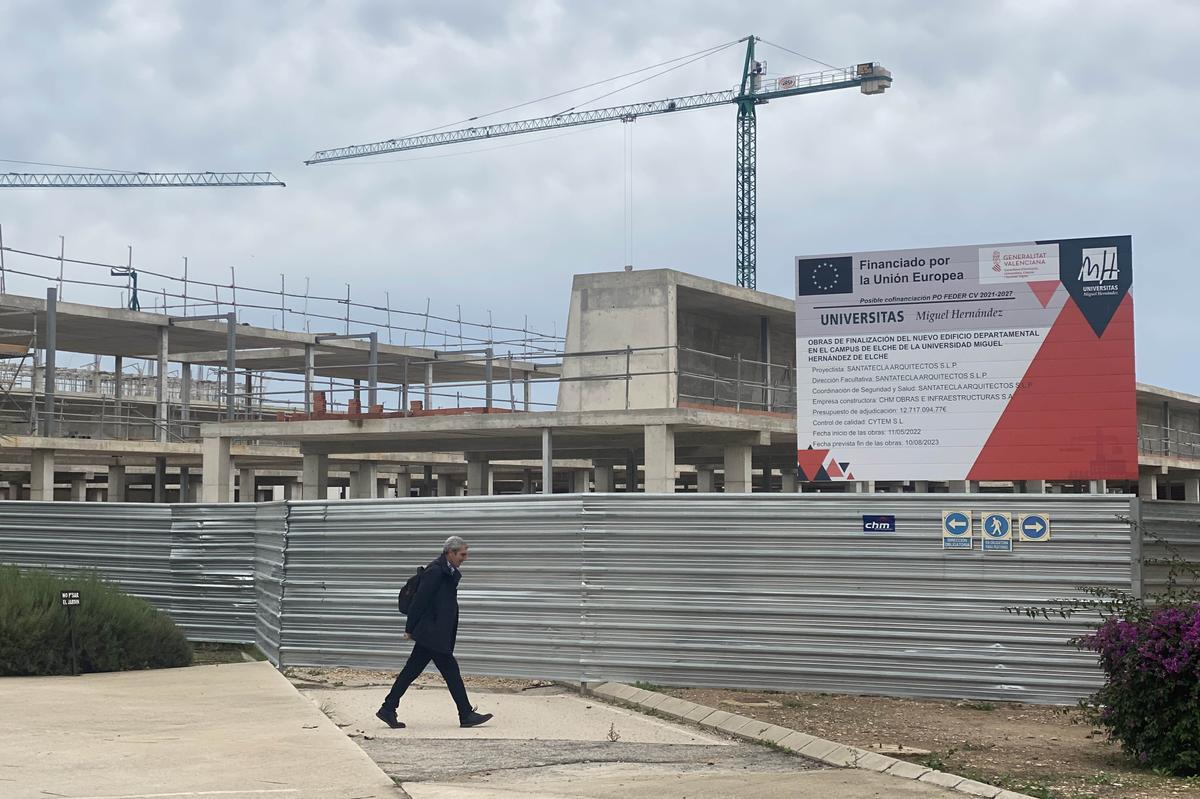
[
  {"left": 0, "top": 661, "right": 404, "bottom": 799},
  {"left": 309, "top": 683, "right": 967, "bottom": 799}
]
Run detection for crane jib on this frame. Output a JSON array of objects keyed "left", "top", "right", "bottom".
[{"left": 305, "top": 66, "right": 888, "bottom": 165}]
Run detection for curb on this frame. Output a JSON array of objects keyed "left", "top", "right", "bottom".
[{"left": 584, "top": 681, "right": 1036, "bottom": 799}]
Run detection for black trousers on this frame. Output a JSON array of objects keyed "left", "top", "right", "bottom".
[{"left": 382, "top": 641, "right": 472, "bottom": 719}]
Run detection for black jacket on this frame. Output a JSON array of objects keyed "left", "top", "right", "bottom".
[{"left": 405, "top": 554, "right": 461, "bottom": 654}]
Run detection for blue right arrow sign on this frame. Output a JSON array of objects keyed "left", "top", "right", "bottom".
[{"left": 1019, "top": 513, "right": 1052, "bottom": 542}]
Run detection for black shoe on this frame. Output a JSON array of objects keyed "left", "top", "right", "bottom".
[
  {"left": 460, "top": 711, "right": 493, "bottom": 728},
  {"left": 375, "top": 707, "right": 406, "bottom": 729}
]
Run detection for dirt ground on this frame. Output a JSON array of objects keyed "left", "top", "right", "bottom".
[{"left": 650, "top": 686, "right": 1200, "bottom": 799}]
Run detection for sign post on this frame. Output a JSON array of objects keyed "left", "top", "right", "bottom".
[{"left": 60, "top": 590, "right": 80, "bottom": 676}]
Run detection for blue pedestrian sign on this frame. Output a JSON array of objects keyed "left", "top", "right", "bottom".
[
  {"left": 1019, "top": 513, "right": 1052, "bottom": 542},
  {"left": 981, "top": 512, "right": 1013, "bottom": 552},
  {"left": 942, "top": 510, "right": 972, "bottom": 550}
]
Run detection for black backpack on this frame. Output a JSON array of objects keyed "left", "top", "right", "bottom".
[{"left": 396, "top": 566, "right": 425, "bottom": 614}]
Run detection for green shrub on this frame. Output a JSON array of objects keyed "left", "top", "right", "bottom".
[{"left": 0, "top": 564, "right": 192, "bottom": 676}]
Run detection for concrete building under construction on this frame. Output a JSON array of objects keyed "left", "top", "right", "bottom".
[{"left": 0, "top": 263, "right": 1196, "bottom": 504}]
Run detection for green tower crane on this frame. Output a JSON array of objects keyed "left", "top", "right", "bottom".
[{"left": 306, "top": 36, "right": 890, "bottom": 290}]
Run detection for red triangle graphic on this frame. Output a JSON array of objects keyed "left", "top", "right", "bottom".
[
  {"left": 1028, "top": 280, "right": 1059, "bottom": 308},
  {"left": 826, "top": 459, "right": 844, "bottom": 478},
  {"left": 846, "top": 471, "right": 855, "bottom": 481},
  {"left": 797, "top": 448, "right": 828, "bottom": 479},
  {"left": 967, "top": 295, "right": 1136, "bottom": 481}
]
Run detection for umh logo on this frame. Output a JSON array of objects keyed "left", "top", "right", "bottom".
[
  {"left": 1079, "top": 247, "right": 1119, "bottom": 283},
  {"left": 1057, "top": 236, "right": 1133, "bottom": 338}
]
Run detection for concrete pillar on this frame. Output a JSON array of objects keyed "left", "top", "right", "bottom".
[
  {"left": 949, "top": 480, "right": 974, "bottom": 493},
  {"left": 521, "top": 469, "right": 533, "bottom": 494},
  {"left": 594, "top": 464, "right": 615, "bottom": 493},
  {"left": 625, "top": 451, "right": 639, "bottom": 492},
  {"left": 350, "top": 462, "right": 378, "bottom": 499},
  {"left": 467, "top": 456, "right": 490, "bottom": 496},
  {"left": 302, "top": 453, "right": 328, "bottom": 500},
  {"left": 1185, "top": 476, "right": 1199, "bottom": 503},
  {"left": 31, "top": 450, "right": 55, "bottom": 501},
  {"left": 644, "top": 425, "right": 676, "bottom": 493},
  {"left": 187, "top": 475, "right": 201, "bottom": 503},
  {"left": 238, "top": 467, "right": 257, "bottom": 502},
  {"left": 282, "top": 477, "right": 301, "bottom": 501},
  {"left": 437, "top": 472, "right": 453, "bottom": 498},
  {"left": 697, "top": 467, "right": 716, "bottom": 493},
  {"left": 1089, "top": 479, "right": 1108, "bottom": 495},
  {"left": 850, "top": 480, "right": 875, "bottom": 493},
  {"left": 723, "top": 445, "right": 752, "bottom": 494},
  {"left": 156, "top": 326, "right": 169, "bottom": 443},
  {"left": 396, "top": 470, "right": 412, "bottom": 498},
  {"left": 573, "top": 469, "right": 591, "bottom": 493},
  {"left": 107, "top": 465, "right": 126, "bottom": 502},
  {"left": 202, "top": 437, "right": 233, "bottom": 503},
  {"left": 1138, "top": 471, "right": 1158, "bottom": 500},
  {"left": 424, "top": 362, "right": 434, "bottom": 409},
  {"left": 154, "top": 457, "right": 168, "bottom": 504},
  {"left": 423, "top": 465, "right": 434, "bottom": 497},
  {"left": 1025, "top": 479, "right": 1046, "bottom": 493},
  {"left": 8, "top": 480, "right": 23, "bottom": 501},
  {"left": 70, "top": 477, "right": 86, "bottom": 502},
  {"left": 541, "top": 428, "right": 553, "bottom": 495},
  {"left": 780, "top": 469, "right": 797, "bottom": 494}
]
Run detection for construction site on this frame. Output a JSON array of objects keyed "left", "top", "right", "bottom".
[{"left": 0, "top": 251, "right": 1195, "bottom": 504}]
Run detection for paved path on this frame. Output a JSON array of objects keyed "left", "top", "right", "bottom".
[
  {"left": 310, "top": 683, "right": 964, "bottom": 799},
  {"left": 0, "top": 662, "right": 403, "bottom": 799},
  {"left": 0, "top": 661, "right": 970, "bottom": 799}
]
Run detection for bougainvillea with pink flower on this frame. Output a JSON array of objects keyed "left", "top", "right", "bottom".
[{"left": 1077, "top": 601, "right": 1200, "bottom": 774}]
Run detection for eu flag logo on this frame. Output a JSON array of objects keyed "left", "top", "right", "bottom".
[{"left": 797, "top": 256, "right": 853, "bottom": 296}]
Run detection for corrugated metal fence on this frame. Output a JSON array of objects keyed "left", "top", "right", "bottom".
[
  {"left": 3, "top": 493, "right": 1187, "bottom": 703},
  {"left": 1135, "top": 498, "right": 1200, "bottom": 597},
  {"left": 0, "top": 501, "right": 257, "bottom": 644}
]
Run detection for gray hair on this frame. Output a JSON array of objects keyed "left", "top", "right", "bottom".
[{"left": 443, "top": 535, "right": 467, "bottom": 554}]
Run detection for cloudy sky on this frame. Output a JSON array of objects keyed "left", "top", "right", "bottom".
[{"left": 1, "top": 0, "right": 1196, "bottom": 392}]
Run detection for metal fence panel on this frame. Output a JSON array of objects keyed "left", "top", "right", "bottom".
[
  {"left": 0, "top": 501, "right": 258, "bottom": 644},
  {"left": 1138, "top": 499, "right": 1200, "bottom": 597},
  {"left": 275, "top": 493, "right": 1131, "bottom": 704},
  {"left": 280, "top": 496, "right": 585, "bottom": 677},
  {"left": 253, "top": 502, "right": 289, "bottom": 664},
  {"left": 0, "top": 501, "right": 174, "bottom": 603},
  {"left": 168, "top": 504, "right": 259, "bottom": 643},
  {"left": 577, "top": 494, "right": 1132, "bottom": 705}
]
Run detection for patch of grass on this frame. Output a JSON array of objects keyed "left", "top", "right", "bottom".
[
  {"left": 191, "top": 642, "right": 263, "bottom": 666},
  {"left": 633, "top": 680, "right": 665, "bottom": 693},
  {"left": 0, "top": 563, "right": 192, "bottom": 676},
  {"left": 781, "top": 697, "right": 806, "bottom": 708},
  {"left": 751, "top": 737, "right": 791, "bottom": 753}
]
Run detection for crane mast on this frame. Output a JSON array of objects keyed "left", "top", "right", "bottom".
[{"left": 306, "top": 36, "right": 890, "bottom": 289}]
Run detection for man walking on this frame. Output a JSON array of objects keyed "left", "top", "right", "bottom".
[{"left": 376, "top": 535, "right": 493, "bottom": 729}]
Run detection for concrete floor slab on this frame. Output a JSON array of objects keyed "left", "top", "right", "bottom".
[
  {"left": 0, "top": 661, "right": 403, "bottom": 799},
  {"left": 305, "top": 685, "right": 728, "bottom": 745}
]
